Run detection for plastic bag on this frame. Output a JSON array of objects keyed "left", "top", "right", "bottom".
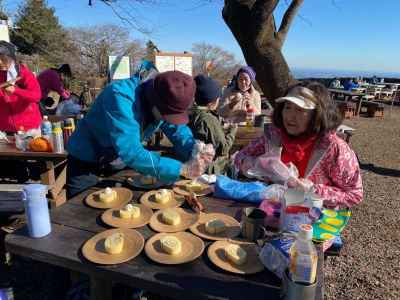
[
  {"left": 247, "top": 154, "right": 299, "bottom": 184},
  {"left": 213, "top": 175, "right": 268, "bottom": 203},
  {"left": 258, "top": 184, "right": 286, "bottom": 229}
]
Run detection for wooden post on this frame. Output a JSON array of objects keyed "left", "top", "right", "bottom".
[{"left": 41, "top": 160, "right": 67, "bottom": 207}]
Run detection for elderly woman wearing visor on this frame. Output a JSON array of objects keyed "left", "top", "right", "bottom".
[{"left": 234, "top": 81, "right": 363, "bottom": 209}]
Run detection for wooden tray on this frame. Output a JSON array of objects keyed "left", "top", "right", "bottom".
[
  {"left": 207, "top": 240, "right": 264, "bottom": 274},
  {"left": 85, "top": 188, "right": 132, "bottom": 209},
  {"left": 145, "top": 232, "right": 204, "bottom": 265},
  {"left": 149, "top": 208, "right": 200, "bottom": 233},
  {"left": 190, "top": 213, "right": 241, "bottom": 241},
  {"left": 173, "top": 180, "right": 213, "bottom": 197},
  {"left": 82, "top": 228, "right": 144, "bottom": 265},
  {"left": 101, "top": 204, "right": 153, "bottom": 229},
  {"left": 140, "top": 190, "right": 185, "bottom": 210}
]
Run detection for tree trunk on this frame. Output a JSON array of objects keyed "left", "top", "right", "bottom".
[{"left": 223, "top": 0, "right": 303, "bottom": 103}]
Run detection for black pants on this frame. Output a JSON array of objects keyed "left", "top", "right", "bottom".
[{"left": 66, "top": 155, "right": 100, "bottom": 199}]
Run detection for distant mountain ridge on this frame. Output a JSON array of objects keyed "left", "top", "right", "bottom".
[{"left": 292, "top": 68, "right": 400, "bottom": 79}]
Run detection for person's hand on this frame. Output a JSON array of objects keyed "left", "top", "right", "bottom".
[
  {"left": 243, "top": 92, "right": 251, "bottom": 101},
  {"left": 234, "top": 110, "right": 247, "bottom": 122},
  {"left": 287, "top": 177, "right": 314, "bottom": 192},
  {"left": 4, "top": 85, "right": 15, "bottom": 95},
  {"left": 240, "top": 157, "right": 255, "bottom": 176},
  {"left": 227, "top": 124, "right": 238, "bottom": 134},
  {"left": 181, "top": 159, "right": 207, "bottom": 179},
  {"left": 198, "top": 143, "right": 215, "bottom": 164},
  {"left": 229, "top": 94, "right": 242, "bottom": 109}
]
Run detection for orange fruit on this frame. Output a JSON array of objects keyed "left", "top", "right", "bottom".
[{"left": 29, "top": 137, "right": 53, "bottom": 152}]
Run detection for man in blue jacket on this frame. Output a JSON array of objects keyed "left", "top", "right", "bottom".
[{"left": 67, "top": 70, "right": 212, "bottom": 197}]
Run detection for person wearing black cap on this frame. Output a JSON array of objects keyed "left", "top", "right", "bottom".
[
  {"left": 189, "top": 74, "right": 237, "bottom": 174},
  {"left": 67, "top": 62, "right": 214, "bottom": 197},
  {"left": 37, "top": 63, "right": 72, "bottom": 115}
]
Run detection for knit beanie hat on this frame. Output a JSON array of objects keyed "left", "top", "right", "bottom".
[
  {"left": 237, "top": 66, "right": 256, "bottom": 82},
  {"left": 146, "top": 70, "right": 196, "bottom": 125},
  {"left": 194, "top": 74, "right": 221, "bottom": 106}
]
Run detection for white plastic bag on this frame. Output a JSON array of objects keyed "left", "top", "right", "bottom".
[{"left": 247, "top": 154, "right": 299, "bottom": 185}]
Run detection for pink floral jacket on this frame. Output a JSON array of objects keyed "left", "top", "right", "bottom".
[{"left": 234, "top": 125, "right": 363, "bottom": 209}]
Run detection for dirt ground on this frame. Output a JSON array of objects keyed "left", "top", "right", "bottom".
[
  {"left": 1, "top": 105, "right": 399, "bottom": 300},
  {"left": 325, "top": 105, "right": 400, "bottom": 300}
]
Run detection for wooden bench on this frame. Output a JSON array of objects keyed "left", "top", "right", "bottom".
[
  {"left": 335, "top": 101, "right": 356, "bottom": 119},
  {"left": 362, "top": 101, "right": 384, "bottom": 117}
]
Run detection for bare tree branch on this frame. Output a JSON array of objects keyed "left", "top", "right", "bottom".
[{"left": 276, "top": 0, "right": 304, "bottom": 47}]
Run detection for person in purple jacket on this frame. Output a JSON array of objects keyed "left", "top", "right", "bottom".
[{"left": 37, "top": 64, "right": 72, "bottom": 115}]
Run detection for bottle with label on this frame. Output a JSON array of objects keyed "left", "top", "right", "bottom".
[
  {"left": 245, "top": 102, "right": 255, "bottom": 127},
  {"left": 289, "top": 224, "right": 318, "bottom": 284},
  {"left": 15, "top": 126, "right": 26, "bottom": 151},
  {"left": 40, "top": 115, "right": 52, "bottom": 140},
  {"left": 51, "top": 122, "right": 64, "bottom": 153},
  {"left": 62, "top": 118, "right": 74, "bottom": 147}
]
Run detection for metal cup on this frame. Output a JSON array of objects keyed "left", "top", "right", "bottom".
[
  {"left": 240, "top": 207, "right": 266, "bottom": 241},
  {"left": 282, "top": 269, "right": 317, "bottom": 300}
]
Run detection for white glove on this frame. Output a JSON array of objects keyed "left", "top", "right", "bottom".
[{"left": 287, "top": 177, "right": 314, "bottom": 192}]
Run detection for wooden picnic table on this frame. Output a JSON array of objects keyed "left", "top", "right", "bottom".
[
  {"left": 328, "top": 88, "right": 366, "bottom": 116},
  {"left": 231, "top": 126, "right": 264, "bottom": 154},
  {"left": 5, "top": 171, "right": 324, "bottom": 300},
  {"left": 0, "top": 140, "right": 67, "bottom": 208}
]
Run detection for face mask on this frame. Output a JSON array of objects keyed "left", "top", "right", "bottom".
[{"left": 7, "top": 62, "right": 18, "bottom": 81}]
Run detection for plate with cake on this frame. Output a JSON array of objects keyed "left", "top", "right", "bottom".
[
  {"left": 85, "top": 187, "right": 133, "bottom": 209},
  {"left": 189, "top": 213, "right": 241, "bottom": 241},
  {"left": 101, "top": 203, "right": 153, "bottom": 229},
  {"left": 145, "top": 232, "right": 204, "bottom": 264},
  {"left": 140, "top": 189, "right": 185, "bottom": 210},
  {"left": 173, "top": 179, "right": 213, "bottom": 197},
  {"left": 126, "top": 175, "right": 172, "bottom": 190},
  {"left": 82, "top": 228, "right": 144, "bottom": 265},
  {"left": 207, "top": 240, "right": 264, "bottom": 274},
  {"left": 149, "top": 207, "right": 200, "bottom": 233}
]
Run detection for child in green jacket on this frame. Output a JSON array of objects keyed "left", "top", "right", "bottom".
[{"left": 189, "top": 75, "right": 237, "bottom": 174}]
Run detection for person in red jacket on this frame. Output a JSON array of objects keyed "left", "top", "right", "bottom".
[{"left": 0, "top": 41, "right": 42, "bottom": 133}]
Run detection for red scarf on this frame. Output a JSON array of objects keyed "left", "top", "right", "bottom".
[{"left": 280, "top": 130, "right": 318, "bottom": 178}]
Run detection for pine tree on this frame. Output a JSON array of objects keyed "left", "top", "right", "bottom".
[
  {"left": 10, "top": 0, "right": 70, "bottom": 65},
  {"left": 0, "top": 0, "right": 7, "bottom": 20}
]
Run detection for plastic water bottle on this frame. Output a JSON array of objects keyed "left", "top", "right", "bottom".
[
  {"left": 22, "top": 184, "right": 51, "bottom": 238},
  {"left": 289, "top": 224, "right": 318, "bottom": 284},
  {"left": 51, "top": 122, "right": 64, "bottom": 153},
  {"left": 14, "top": 127, "right": 26, "bottom": 151},
  {"left": 40, "top": 115, "right": 52, "bottom": 140}
]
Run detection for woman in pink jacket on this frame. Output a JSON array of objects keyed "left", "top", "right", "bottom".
[
  {"left": 0, "top": 41, "right": 42, "bottom": 133},
  {"left": 234, "top": 81, "right": 362, "bottom": 209}
]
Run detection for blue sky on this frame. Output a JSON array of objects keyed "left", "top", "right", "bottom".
[{"left": 6, "top": 0, "right": 400, "bottom": 73}]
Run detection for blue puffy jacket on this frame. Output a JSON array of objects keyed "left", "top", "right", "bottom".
[{"left": 67, "top": 75, "right": 195, "bottom": 183}]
